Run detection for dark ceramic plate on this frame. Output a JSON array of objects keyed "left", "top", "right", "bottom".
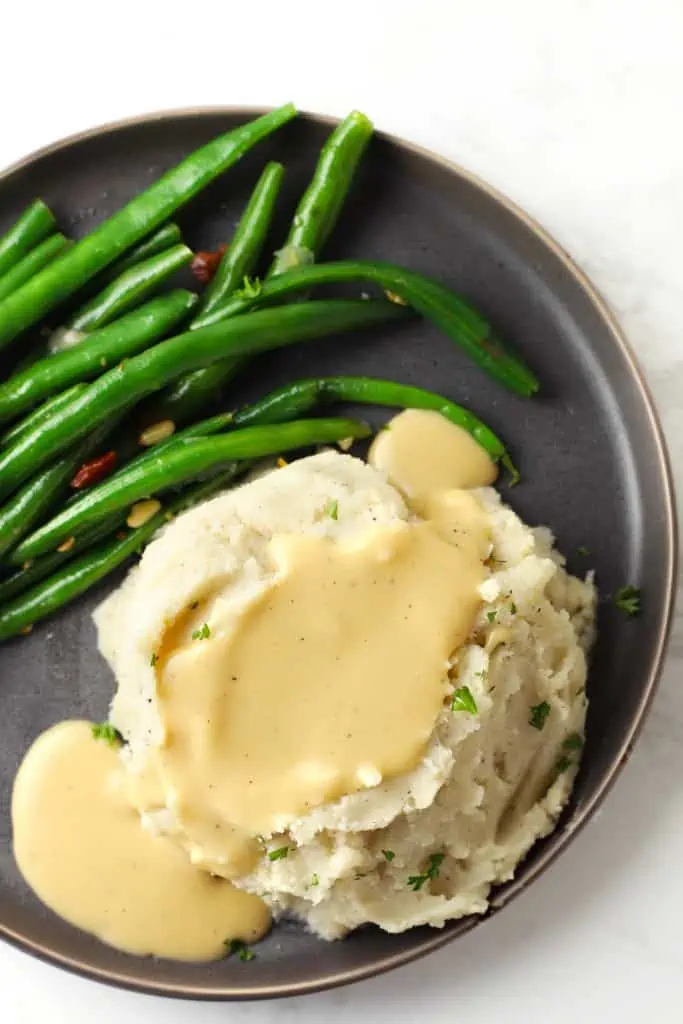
[{"left": 0, "top": 109, "right": 676, "bottom": 1000}]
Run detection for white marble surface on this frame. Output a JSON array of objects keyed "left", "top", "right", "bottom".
[{"left": 1, "top": 1, "right": 681, "bottom": 1020}]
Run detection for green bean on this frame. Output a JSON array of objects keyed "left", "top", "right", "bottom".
[
  {"left": 0, "top": 513, "right": 124, "bottom": 604},
  {"left": 198, "top": 260, "right": 539, "bottom": 396},
  {"left": 102, "top": 371, "right": 324, "bottom": 482},
  {"left": 0, "top": 419, "right": 116, "bottom": 560},
  {"left": 13, "top": 418, "right": 371, "bottom": 560},
  {"left": 154, "top": 164, "right": 285, "bottom": 422},
  {"left": 0, "top": 105, "right": 296, "bottom": 352},
  {"left": 101, "top": 223, "right": 183, "bottom": 281},
  {"left": 231, "top": 380, "right": 320, "bottom": 427},
  {"left": 0, "top": 385, "right": 85, "bottom": 448},
  {"left": 0, "top": 200, "right": 57, "bottom": 280},
  {"left": 146, "top": 357, "right": 245, "bottom": 427},
  {"left": 268, "top": 111, "right": 373, "bottom": 277},
  {"left": 0, "top": 463, "right": 250, "bottom": 641},
  {"left": 47, "top": 224, "right": 186, "bottom": 331},
  {"left": 221, "top": 374, "right": 515, "bottom": 469},
  {"left": 58, "top": 244, "right": 193, "bottom": 337},
  {"left": 229, "top": 375, "right": 517, "bottom": 480},
  {"left": 196, "top": 162, "right": 285, "bottom": 321},
  {"left": 320, "top": 376, "right": 506, "bottom": 458},
  {"left": 164, "top": 113, "right": 370, "bottom": 419},
  {"left": 182, "top": 374, "right": 516, "bottom": 476},
  {"left": 11, "top": 233, "right": 215, "bottom": 381},
  {"left": 0, "top": 235, "right": 71, "bottom": 303},
  {"left": 88, "top": 376, "right": 245, "bottom": 477},
  {"left": 314, "top": 375, "right": 516, "bottom": 479},
  {"left": 125, "top": 373, "right": 335, "bottom": 470},
  {"left": 0, "top": 299, "right": 402, "bottom": 500},
  {"left": 0, "top": 292, "right": 198, "bottom": 425},
  {"left": 124, "top": 411, "right": 237, "bottom": 471}
]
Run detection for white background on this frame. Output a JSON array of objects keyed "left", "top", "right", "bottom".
[{"left": 1, "top": 1, "right": 682, "bottom": 1020}]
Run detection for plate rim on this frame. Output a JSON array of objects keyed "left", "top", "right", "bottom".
[{"left": 0, "top": 104, "right": 677, "bottom": 1001}]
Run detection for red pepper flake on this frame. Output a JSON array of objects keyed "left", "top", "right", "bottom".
[
  {"left": 479, "top": 336, "right": 505, "bottom": 359},
  {"left": 71, "top": 450, "right": 117, "bottom": 490},
  {"left": 191, "top": 244, "right": 227, "bottom": 284}
]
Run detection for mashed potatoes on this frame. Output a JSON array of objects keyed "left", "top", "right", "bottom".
[{"left": 95, "top": 449, "right": 594, "bottom": 940}]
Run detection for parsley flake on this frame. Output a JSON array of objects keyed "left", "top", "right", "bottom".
[
  {"left": 192, "top": 622, "right": 211, "bottom": 640},
  {"left": 562, "top": 733, "right": 583, "bottom": 751},
  {"left": 235, "top": 275, "right": 262, "bottom": 300},
  {"left": 382, "top": 849, "right": 395, "bottom": 862},
  {"left": 451, "top": 686, "right": 478, "bottom": 714},
  {"left": 510, "top": 602, "right": 517, "bottom": 614},
  {"left": 325, "top": 498, "right": 339, "bottom": 520},
  {"left": 268, "top": 846, "right": 289, "bottom": 861},
  {"left": 577, "top": 545, "right": 590, "bottom": 557},
  {"left": 407, "top": 852, "right": 445, "bottom": 892},
  {"left": 555, "top": 755, "right": 572, "bottom": 775},
  {"left": 225, "top": 939, "right": 254, "bottom": 962},
  {"left": 310, "top": 873, "right": 320, "bottom": 887},
  {"left": 486, "top": 610, "right": 497, "bottom": 623},
  {"left": 614, "top": 586, "right": 641, "bottom": 616},
  {"left": 529, "top": 701, "right": 551, "bottom": 731},
  {"left": 92, "top": 722, "right": 123, "bottom": 748},
  {"left": 150, "top": 652, "right": 158, "bottom": 667}
]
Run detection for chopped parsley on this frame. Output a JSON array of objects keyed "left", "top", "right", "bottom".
[
  {"left": 235, "top": 275, "right": 262, "bottom": 300},
  {"left": 310, "top": 873, "right": 320, "bottom": 887},
  {"left": 553, "top": 736, "right": 584, "bottom": 780},
  {"left": 451, "top": 686, "right": 478, "bottom": 714},
  {"left": 192, "top": 622, "right": 211, "bottom": 640},
  {"left": 150, "top": 651, "right": 158, "bottom": 667},
  {"left": 486, "top": 610, "right": 497, "bottom": 623},
  {"left": 91, "top": 722, "right": 123, "bottom": 747},
  {"left": 324, "top": 498, "right": 339, "bottom": 520},
  {"left": 190, "top": 599, "right": 200, "bottom": 610},
  {"left": 510, "top": 601, "right": 517, "bottom": 614},
  {"left": 577, "top": 545, "right": 590, "bottom": 557},
  {"left": 268, "top": 846, "right": 289, "bottom": 861},
  {"left": 382, "top": 849, "right": 395, "bottom": 862},
  {"left": 614, "top": 585, "right": 641, "bottom": 616},
  {"left": 529, "top": 701, "right": 551, "bottom": 731},
  {"left": 407, "top": 852, "right": 445, "bottom": 892},
  {"left": 225, "top": 939, "right": 254, "bottom": 962}
]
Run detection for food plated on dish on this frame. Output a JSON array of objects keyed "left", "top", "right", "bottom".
[{"left": 0, "top": 105, "right": 670, "bottom": 995}]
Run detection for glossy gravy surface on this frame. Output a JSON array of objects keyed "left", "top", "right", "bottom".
[
  {"left": 12, "top": 408, "right": 497, "bottom": 958},
  {"left": 156, "top": 519, "right": 486, "bottom": 866},
  {"left": 369, "top": 407, "right": 498, "bottom": 509},
  {"left": 12, "top": 721, "right": 270, "bottom": 960}
]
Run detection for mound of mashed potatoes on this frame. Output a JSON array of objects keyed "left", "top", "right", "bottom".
[{"left": 95, "top": 430, "right": 594, "bottom": 941}]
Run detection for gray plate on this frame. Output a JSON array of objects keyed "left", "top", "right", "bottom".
[{"left": 0, "top": 109, "right": 676, "bottom": 1000}]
